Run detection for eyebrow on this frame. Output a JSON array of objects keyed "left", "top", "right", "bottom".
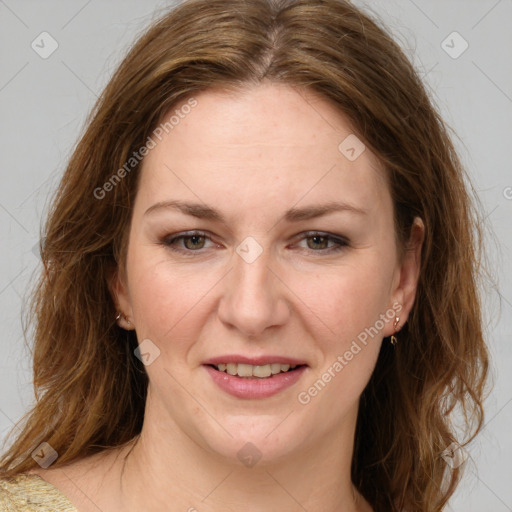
[{"left": 144, "top": 199, "right": 367, "bottom": 222}]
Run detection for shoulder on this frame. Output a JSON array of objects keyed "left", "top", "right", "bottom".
[{"left": 0, "top": 474, "right": 77, "bottom": 512}]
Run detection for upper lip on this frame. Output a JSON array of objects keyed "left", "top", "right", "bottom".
[{"left": 203, "top": 355, "right": 308, "bottom": 366}]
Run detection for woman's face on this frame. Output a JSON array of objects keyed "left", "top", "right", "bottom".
[{"left": 113, "top": 82, "right": 421, "bottom": 464}]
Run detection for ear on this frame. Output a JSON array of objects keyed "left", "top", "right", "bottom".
[
  {"left": 383, "top": 217, "right": 424, "bottom": 336},
  {"left": 108, "top": 263, "right": 134, "bottom": 330}
]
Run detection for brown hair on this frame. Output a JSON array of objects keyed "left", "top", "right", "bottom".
[{"left": 0, "top": 1, "right": 490, "bottom": 510}]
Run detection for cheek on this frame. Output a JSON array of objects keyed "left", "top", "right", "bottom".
[
  {"left": 128, "top": 255, "right": 219, "bottom": 346},
  {"left": 297, "top": 260, "right": 392, "bottom": 395},
  {"left": 299, "top": 269, "right": 388, "bottom": 407},
  {"left": 303, "top": 261, "right": 392, "bottom": 344}
]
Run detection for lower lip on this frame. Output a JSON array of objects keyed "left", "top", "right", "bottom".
[{"left": 204, "top": 365, "right": 307, "bottom": 399}]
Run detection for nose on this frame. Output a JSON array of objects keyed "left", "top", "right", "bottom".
[{"left": 217, "top": 244, "right": 290, "bottom": 338}]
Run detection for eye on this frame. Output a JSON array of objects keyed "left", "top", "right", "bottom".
[
  {"left": 295, "top": 231, "right": 348, "bottom": 253},
  {"left": 161, "top": 230, "right": 349, "bottom": 255},
  {"left": 162, "top": 231, "right": 217, "bottom": 252}
]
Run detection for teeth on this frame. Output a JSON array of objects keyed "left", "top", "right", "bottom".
[
  {"left": 214, "top": 363, "right": 299, "bottom": 378},
  {"left": 226, "top": 363, "right": 237, "bottom": 376},
  {"left": 270, "top": 363, "right": 281, "bottom": 375},
  {"left": 253, "top": 365, "right": 272, "bottom": 378},
  {"left": 237, "top": 363, "right": 253, "bottom": 377}
]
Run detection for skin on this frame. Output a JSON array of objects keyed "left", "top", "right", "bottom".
[{"left": 31, "top": 82, "right": 423, "bottom": 512}]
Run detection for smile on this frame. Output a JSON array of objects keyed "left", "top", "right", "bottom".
[
  {"left": 212, "top": 363, "right": 301, "bottom": 378},
  {"left": 203, "top": 358, "right": 308, "bottom": 399}
]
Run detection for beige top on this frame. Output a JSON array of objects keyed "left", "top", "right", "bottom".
[{"left": 0, "top": 474, "right": 77, "bottom": 511}]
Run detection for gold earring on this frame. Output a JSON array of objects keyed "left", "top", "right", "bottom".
[{"left": 390, "top": 316, "right": 400, "bottom": 346}]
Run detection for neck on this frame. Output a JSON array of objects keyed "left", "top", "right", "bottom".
[{"left": 116, "top": 399, "right": 369, "bottom": 512}]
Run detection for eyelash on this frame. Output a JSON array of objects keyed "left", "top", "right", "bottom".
[{"left": 161, "top": 230, "right": 349, "bottom": 255}]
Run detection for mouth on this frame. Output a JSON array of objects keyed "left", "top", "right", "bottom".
[
  {"left": 208, "top": 362, "right": 305, "bottom": 379},
  {"left": 202, "top": 356, "right": 308, "bottom": 399}
]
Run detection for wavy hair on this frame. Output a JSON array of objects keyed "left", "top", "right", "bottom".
[{"left": 0, "top": 1, "right": 490, "bottom": 510}]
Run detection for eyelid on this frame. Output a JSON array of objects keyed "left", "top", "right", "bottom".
[
  {"left": 162, "top": 230, "right": 218, "bottom": 253},
  {"left": 291, "top": 231, "right": 349, "bottom": 252},
  {"left": 161, "top": 230, "right": 349, "bottom": 254}
]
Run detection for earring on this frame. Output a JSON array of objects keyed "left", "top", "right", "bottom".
[
  {"left": 116, "top": 312, "right": 132, "bottom": 328},
  {"left": 390, "top": 316, "right": 400, "bottom": 346}
]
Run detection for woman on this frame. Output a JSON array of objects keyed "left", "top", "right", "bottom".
[{"left": 0, "top": 0, "right": 489, "bottom": 511}]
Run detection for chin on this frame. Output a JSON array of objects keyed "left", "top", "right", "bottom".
[{"left": 195, "top": 414, "right": 314, "bottom": 468}]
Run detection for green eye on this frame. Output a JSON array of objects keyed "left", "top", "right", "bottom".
[
  {"left": 163, "top": 231, "right": 214, "bottom": 252},
  {"left": 307, "top": 235, "right": 330, "bottom": 250},
  {"left": 299, "top": 232, "right": 348, "bottom": 253},
  {"left": 182, "top": 234, "right": 206, "bottom": 250},
  {"left": 163, "top": 230, "right": 348, "bottom": 255}
]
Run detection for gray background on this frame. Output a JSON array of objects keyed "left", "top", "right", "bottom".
[{"left": 0, "top": 0, "right": 510, "bottom": 510}]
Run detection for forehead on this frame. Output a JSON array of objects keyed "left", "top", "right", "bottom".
[{"left": 136, "top": 83, "right": 389, "bottom": 221}]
